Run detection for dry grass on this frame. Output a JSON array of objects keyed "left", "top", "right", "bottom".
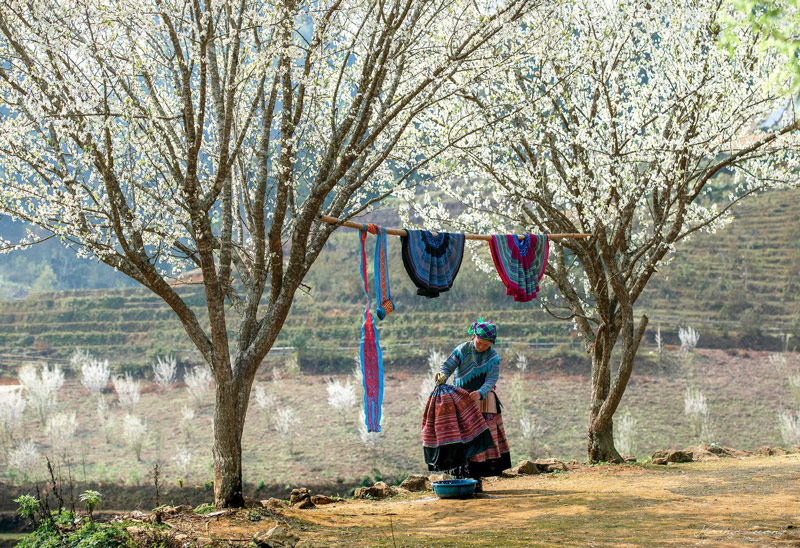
[
  {"left": 274, "top": 454, "right": 800, "bottom": 547},
  {"left": 0, "top": 348, "right": 798, "bottom": 503}
]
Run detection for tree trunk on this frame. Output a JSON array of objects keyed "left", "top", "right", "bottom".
[
  {"left": 587, "top": 418, "right": 622, "bottom": 463},
  {"left": 212, "top": 380, "right": 246, "bottom": 508}
]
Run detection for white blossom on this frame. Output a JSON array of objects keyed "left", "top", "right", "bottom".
[
  {"left": 172, "top": 446, "right": 193, "bottom": 477},
  {"left": 184, "top": 365, "right": 212, "bottom": 406},
  {"left": 113, "top": 373, "right": 141, "bottom": 412},
  {"left": 8, "top": 440, "right": 40, "bottom": 481},
  {"left": 45, "top": 411, "right": 78, "bottom": 460},
  {"left": 777, "top": 410, "right": 800, "bottom": 447},
  {"left": 679, "top": 327, "right": 700, "bottom": 352},
  {"left": 122, "top": 414, "right": 147, "bottom": 461},
  {"left": 326, "top": 378, "right": 356, "bottom": 425},
  {"left": 18, "top": 364, "right": 64, "bottom": 424},
  {"left": 152, "top": 355, "right": 177, "bottom": 392},
  {"left": 614, "top": 412, "right": 638, "bottom": 456},
  {"left": 274, "top": 408, "right": 300, "bottom": 455},
  {"left": 81, "top": 359, "right": 111, "bottom": 400},
  {"left": 0, "top": 388, "right": 26, "bottom": 440},
  {"left": 69, "top": 348, "right": 92, "bottom": 370},
  {"left": 358, "top": 406, "right": 386, "bottom": 452}
]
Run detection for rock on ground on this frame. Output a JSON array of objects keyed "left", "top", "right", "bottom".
[
  {"left": 253, "top": 525, "right": 299, "bottom": 548},
  {"left": 508, "top": 460, "right": 541, "bottom": 475},
  {"left": 534, "top": 458, "right": 568, "bottom": 472},
  {"left": 289, "top": 488, "right": 315, "bottom": 509},
  {"left": 353, "top": 481, "right": 407, "bottom": 499},
  {"left": 756, "top": 446, "right": 787, "bottom": 457},
  {"left": 400, "top": 474, "right": 432, "bottom": 491},
  {"left": 310, "top": 495, "right": 342, "bottom": 505},
  {"left": 261, "top": 498, "right": 287, "bottom": 511}
]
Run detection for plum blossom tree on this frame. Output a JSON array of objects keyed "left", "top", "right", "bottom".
[
  {"left": 0, "top": 0, "right": 536, "bottom": 507},
  {"left": 0, "top": 0, "right": 533, "bottom": 505},
  {"left": 18, "top": 364, "right": 64, "bottom": 425},
  {"left": 406, "top": 0, "right": 800, "bottom": 462}
]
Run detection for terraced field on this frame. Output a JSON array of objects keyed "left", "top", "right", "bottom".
[{"left": 1, "top": 189, "right": 799, "bottom": 368}]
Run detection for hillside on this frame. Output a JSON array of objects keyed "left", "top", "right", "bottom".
[{"left": 1, "top": 189, "right": 800, "bottom": 364}]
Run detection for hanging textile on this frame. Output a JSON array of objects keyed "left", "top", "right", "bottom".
[
  {"left": 400, "top": 229, "right": 465, "bottom": 298},
  {"left": 489, "top": 233, "right": 549, "bottom": 302},
  {"left": 422, "top": 383, "right": 496, "bottom": 471},
  {"left": 358, "top": 225, "right": 386, "bottom": 432},
  {"left": 368, "top": 224, "right": 395, "bottom": 320}
]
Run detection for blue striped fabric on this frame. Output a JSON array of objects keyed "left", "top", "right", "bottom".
[{"left": 400, "top": 230, "right": 465, "bottom": 298}]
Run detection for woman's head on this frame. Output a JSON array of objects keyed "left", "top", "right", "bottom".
[{"left": 468, "top": 318, "right": 496, "bottom": 351}]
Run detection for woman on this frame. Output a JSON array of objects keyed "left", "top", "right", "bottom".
[{"left": 434, "top": 318, "right": 511, "bottom": 492}]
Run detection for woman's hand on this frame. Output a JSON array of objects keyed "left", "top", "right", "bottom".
[
  {"left": 469, "top": 391, "right": 481, "bottom": 402},
  {"left": 434, "top": 372, "right": 446, "bottom": 385}
]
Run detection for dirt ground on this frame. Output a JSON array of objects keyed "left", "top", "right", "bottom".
[{"left": 188, "top": 454, "right": 800, "bottom": 547}]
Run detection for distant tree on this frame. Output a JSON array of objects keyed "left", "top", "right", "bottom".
[
  {"left": 326, "top": 378, "right": 356, "bottom": 426},
  {"left": 184, "top": 365, "right": 212, "bottom": 407},
  {"left": 410, "top": 0, "right": 800, "bottom": 462},
  {"left": 726, "top": 0, "right": 800, "bottom": 89},
  {"left": 18, "top": 364, "right": 64, "bottom": 425},
  {"left": 152, "top": 355, "right": 177, "bottom": 392},
  {"left": 0, "top": 0, "right": 533, "bottom": 507},
  {"left": 113, "top": 373, "right": 141, "bottom": 412}
]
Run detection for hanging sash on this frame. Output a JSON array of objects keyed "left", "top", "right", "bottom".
[
  {"left": 370, "top": 225, "right": 395, "bottom": 320},
  {"left": 359, "top": 225, "right": 384, "bottom": 432}
]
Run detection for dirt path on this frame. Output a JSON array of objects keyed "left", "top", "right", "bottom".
[{"left": 270, "top": 455, "right": 800, "bottom": 547}]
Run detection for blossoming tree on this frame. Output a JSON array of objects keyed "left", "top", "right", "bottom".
[
  {"left": 406, "top": 0, "right": 800, "bottom": 462},
  {"left": 0, "top": 0, "right": 533, "bottom": 506}
]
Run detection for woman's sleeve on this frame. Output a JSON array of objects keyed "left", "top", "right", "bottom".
[
  {"left": 477, "top": 354, "right": 500, "bottom": 400},
  {"left": 439, "top": 345, "right": 462, "bottom": 381}
]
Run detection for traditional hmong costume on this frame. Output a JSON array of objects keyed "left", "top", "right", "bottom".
[
  {"left": 489, "top": 233, "right": 549, "bottom": 302},
  {"left": 438, "top": 320, "right": 511, "bottom": 478},
  {"left": 401, "top": 229, "right": 465, "bottom": 298},
  {"left": 357, "top": 224, "right": 395, "bottom": 433},
  {"left": 421, "top": 384, "right": 495, "bottom": 471}
]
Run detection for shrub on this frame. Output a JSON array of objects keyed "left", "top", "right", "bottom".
[{"left": 79, "top": 490, "right": 102, "bottom": 521}]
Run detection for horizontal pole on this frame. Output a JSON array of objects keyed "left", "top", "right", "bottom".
[{"left": 318, "top": 215, "right": 591, "bottom": 240}]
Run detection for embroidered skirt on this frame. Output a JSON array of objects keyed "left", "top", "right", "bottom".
[
  {"left": 422, "top": 384, "right": 495, "bottom": 471},
  {"left": 468, "top": 412, "right": 511, "bottom": 478}
]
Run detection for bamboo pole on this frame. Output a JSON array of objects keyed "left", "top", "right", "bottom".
[{"left": 318, "top": 215, "right": 591, "bottom": 240}]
